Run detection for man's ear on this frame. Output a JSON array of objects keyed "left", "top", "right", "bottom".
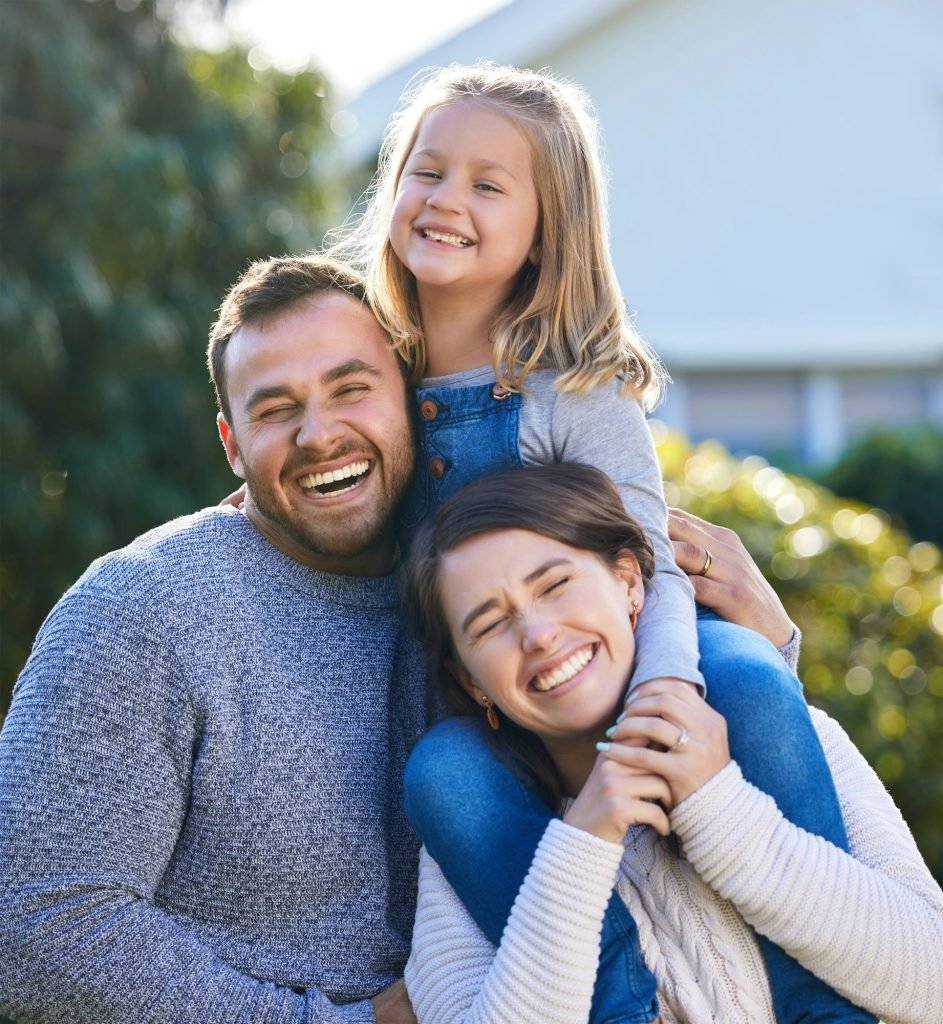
[
  {"left": 445, "top": 657, "right": 487, "bottom": 705},
  {"left": 217, "top": 414, "right": 246, "bottom": 480}
]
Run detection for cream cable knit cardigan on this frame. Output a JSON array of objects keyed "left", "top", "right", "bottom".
[{"left": 405, "top": 708, "right": 943, "bottom": 1024}]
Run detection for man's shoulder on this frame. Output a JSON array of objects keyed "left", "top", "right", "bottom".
[{"left": 73, "top": 506, "right": 249, "bottom": 601}]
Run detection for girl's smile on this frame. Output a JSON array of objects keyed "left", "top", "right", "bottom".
[
  {"left": 438, "top": 529, "right": 645, "bottom": 754},
  {"left": 389, "top": 98, "right": 540, "bottom": 306}
]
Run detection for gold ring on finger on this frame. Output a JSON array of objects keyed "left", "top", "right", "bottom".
[{"left": 698, "top": 548, "right": 713, "bottom": 578}]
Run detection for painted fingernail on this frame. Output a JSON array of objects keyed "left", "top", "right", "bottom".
[
  {"left": 605, "top": 725, "right": 617, "bottom": 738},
  {"left": 596, "top": 741, "right": 611, "bottom": 753},
  {"left": 615, "top": 711, "right": 625, "bottom": 723},
  {"left": 625, "top": 692, "right": 639, "bottom": 706}
]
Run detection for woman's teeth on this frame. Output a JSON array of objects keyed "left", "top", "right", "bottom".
[
  {"left": 422, "top": 229, "right": 472, "bottom": 247},
  {"left": 534, "top": 646, "right": 594, "bottom": 692}
]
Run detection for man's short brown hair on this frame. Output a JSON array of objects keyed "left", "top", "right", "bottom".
[{"left": 207, "top": 255, "right": 369, "bottom": 423}]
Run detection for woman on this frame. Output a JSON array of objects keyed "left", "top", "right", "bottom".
[{"left": 401, "top": 462, "right": 943, "bottom": 1024}]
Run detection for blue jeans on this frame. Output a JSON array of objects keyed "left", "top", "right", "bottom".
[{"left": 405, "top": 616, "right": 876, "bottom": 1024}]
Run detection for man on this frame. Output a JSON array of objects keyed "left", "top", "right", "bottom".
[{"left": 0, "top": 256, "right": 423, "bottom": 1023}]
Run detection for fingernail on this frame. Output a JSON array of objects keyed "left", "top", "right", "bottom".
[
  {"left": 615, "top": 711, "right": 625, "bottom": 723},
  {"left": 596, "top": 741, "right": 611, "bottom": 753},
  {"left": 625, "top": 691, "right": 639, "bottom": 706},
  {"left": 605, "top": 725, "right": 617, "bottom": 738}
]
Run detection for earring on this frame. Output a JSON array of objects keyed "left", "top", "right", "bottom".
[
  {"left": 630, "top": 599, "right": 639, "bottom": 632},
  {"left": 482, "top": 696, "right": 500, "bottom": 731}
]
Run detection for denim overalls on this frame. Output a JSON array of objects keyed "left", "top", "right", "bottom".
[{"left": 402, "top": 374, "right": 875, "bottom": 1024}]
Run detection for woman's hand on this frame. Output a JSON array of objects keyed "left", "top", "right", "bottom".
[
  {"left": 220, "top": 484, "right": 247, "bottom": 510},
  {"left": 563, "top": 758, "right": 672, "bottom": 844},
  {"left": 668, "top": 508, "right": 794, "bottom": 649},
  {"left": 600, "top": 679, "right": 731, "bottom": 809}
]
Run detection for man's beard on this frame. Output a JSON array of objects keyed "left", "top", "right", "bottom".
[{"left": 243, "top": 439, "right": 414, "bottom": 563}]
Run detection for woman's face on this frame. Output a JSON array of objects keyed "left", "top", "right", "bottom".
[{"left": 438, "top": 528, "right": 644, "bottom": 746}]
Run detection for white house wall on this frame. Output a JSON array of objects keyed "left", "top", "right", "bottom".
[{"left": 343, "top": 0, "right": 943, "bottom": 462}]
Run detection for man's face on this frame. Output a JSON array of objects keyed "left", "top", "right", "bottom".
[{"left": 218, "top": 292, "right": 414, "bottom": 576}]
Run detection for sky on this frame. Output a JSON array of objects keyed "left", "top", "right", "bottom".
[{"left": 178, "top": 0, "right": 511, "bottom": 98}]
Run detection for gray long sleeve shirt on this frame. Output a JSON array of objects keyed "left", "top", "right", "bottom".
[
  {"left": 420, "top": 366, "right": 704, "bottom": 690},
  {"left": 0, "top": 507, "right": 430, "bottom": 1024}
]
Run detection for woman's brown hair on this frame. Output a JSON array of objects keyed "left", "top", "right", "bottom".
[{"left": 403, "top": 462, "right": 655, "bottom": 810}]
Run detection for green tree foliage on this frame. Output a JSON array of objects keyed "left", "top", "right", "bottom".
[
  {"left": 0, "top": 0, "right": 334, "bottom": 709},
  {"left": 657, "top": 426, "right": 943, "bottom": 881},
  {"left": 818, "top": 425, "right": 943, "bottom": 547}
]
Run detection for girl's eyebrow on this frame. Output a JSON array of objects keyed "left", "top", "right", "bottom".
[{"left": 459, "top": 558, "right": 572, "bottom": 634}]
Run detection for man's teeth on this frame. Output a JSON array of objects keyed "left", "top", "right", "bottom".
[
  {"left": 533, "top": 646, "right": 594, "bottom": 692},
  {"left": 422, "top": 229, "right": 472, "bottom": 247},
  {"left": 299, "top": 460, "right": 370, "bottom": 495}
]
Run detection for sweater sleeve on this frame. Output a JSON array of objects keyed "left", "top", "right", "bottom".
[
  {"left": 519, "top": 374, "right": 703, "bottom": 691},
  {"left": 405, "top": 820, "right": 625, "bottom": 1024},
  {"left": 0, "top": 587, "right": 372, "bottom": 1024},
  {"left": 670, "top": 709, "right": 943, "bottom": 1024}
]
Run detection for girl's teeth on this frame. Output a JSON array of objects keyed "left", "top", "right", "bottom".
[
  {"left": 423, "top": 229, "right": 471, "bottom": 247},
  {"left": 534, "top": 646, "right": 593, "bottom": 692}
]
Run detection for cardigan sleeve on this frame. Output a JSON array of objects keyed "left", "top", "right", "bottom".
[
  {"left": 670, "top": 708, "right": 943, "bottom": 1024},
  {"left": 405, "top": 819, "right": 625, "bottom": 1024}
]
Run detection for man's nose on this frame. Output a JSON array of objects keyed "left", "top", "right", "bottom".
[{"left": 295, "top": 404, "right": 343, "bottom": 452}]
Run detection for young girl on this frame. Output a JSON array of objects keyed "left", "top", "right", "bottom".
[
  {"left": 400, "top": 462, "right": 943, "bottom": 1024},
  {"left": 336, "top": 63, "right": 873, "bottom": 1023}
]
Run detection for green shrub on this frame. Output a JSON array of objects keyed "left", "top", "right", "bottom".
[
  {"left": 818, "top": 425, "right": 943, "bottom": 546},
  {"left": 656, "top": 426, "right": 943, "bottom": 882}
]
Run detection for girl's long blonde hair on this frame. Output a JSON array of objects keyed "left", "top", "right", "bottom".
[{"left": 331, "top": 62, "right": 668, "bottom": 410}]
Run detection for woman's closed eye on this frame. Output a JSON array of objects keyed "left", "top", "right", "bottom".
[
  {"left": 475, "top": 614, "right": 510, "bottom": 640},
  {"left": 540, "top": 576, "right": 571, "bottom": 597}
]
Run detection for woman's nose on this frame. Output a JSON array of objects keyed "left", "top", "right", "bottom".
[{"left": 521, "top": 613, "right": 558, "bottom": 653}]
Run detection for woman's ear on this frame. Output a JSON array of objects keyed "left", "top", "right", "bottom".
[
  {"left": 613, "top": 551, "right": 646, "bottom": 613},
  {"left": 445, "top": 658, "right": 487, "bottom": 705}
]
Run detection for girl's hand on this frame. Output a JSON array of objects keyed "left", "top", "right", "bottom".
[
  {"left": 600, "top": 679, "right": 730, "bottom": 809},
  {"left": 563, "top": 758, "right": 672, "bottom": 844},
  {"left": 668, "top": 508, "right": 794, "bottom": 649},
  {"left": 220, "top": 484, "right": 247, "bottom": 510}
]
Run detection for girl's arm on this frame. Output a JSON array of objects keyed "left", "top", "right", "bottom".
[
  {"left": 671, "top": 708, "right": 943, "bottom": 1024},
  {"left": 406, "top": 822, "right": 624, "bottom": 1024},
  {"left": 519, "top": 373, "right": 702, "bottom": 690}
]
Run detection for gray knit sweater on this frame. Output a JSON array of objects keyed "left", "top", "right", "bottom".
[{"left": 0, "top": 507, "right": 431, "bottom": 1024}]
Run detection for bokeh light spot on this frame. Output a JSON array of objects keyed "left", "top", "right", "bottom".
[
  {"left": 877, "top": 705, "right": 907, "bottom": 739},
  {"left": 875, "top": 750, "right": 905, "bottom": 783},
  {"left": 844, "top": 666, "right": 872, "bottom": 695}
]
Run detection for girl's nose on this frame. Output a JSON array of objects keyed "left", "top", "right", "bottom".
[{"left": 426, "top": 178, "right": 463, "bottom": 213}]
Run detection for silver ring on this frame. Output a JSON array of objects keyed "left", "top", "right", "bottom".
[
  {"left": 670, "top": 727, "right": 690, "bottom": 751},
  {"left": 698, "top": 549, "right": 713, "bottom": 578}
]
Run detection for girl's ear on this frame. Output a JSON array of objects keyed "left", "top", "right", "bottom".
[
  {"left": 445, "top": 658, "right": 487, "bottom": 705},
  {"left": 528, "top": 242, "right": 541, "bottom": 266},
  {"left": 613, "top": 551, "right": 646, "bottom": 613}
]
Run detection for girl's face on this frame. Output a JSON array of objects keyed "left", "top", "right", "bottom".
[
  {"left": 438, "top": 529, "right": 644, "bottom": 748},
  {"left": 389, "top": 98, "right": 540, "bottom": 306}
]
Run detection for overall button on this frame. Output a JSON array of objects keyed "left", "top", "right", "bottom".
[
  {"left": 420, "top": 399, "right": 438, "bottom": 420},
  {"left": 430, "top": 458, "right": 446, "bottom": 479},
  {"left": 491, "top": 383, "right": 511, "bottom": 400}
]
